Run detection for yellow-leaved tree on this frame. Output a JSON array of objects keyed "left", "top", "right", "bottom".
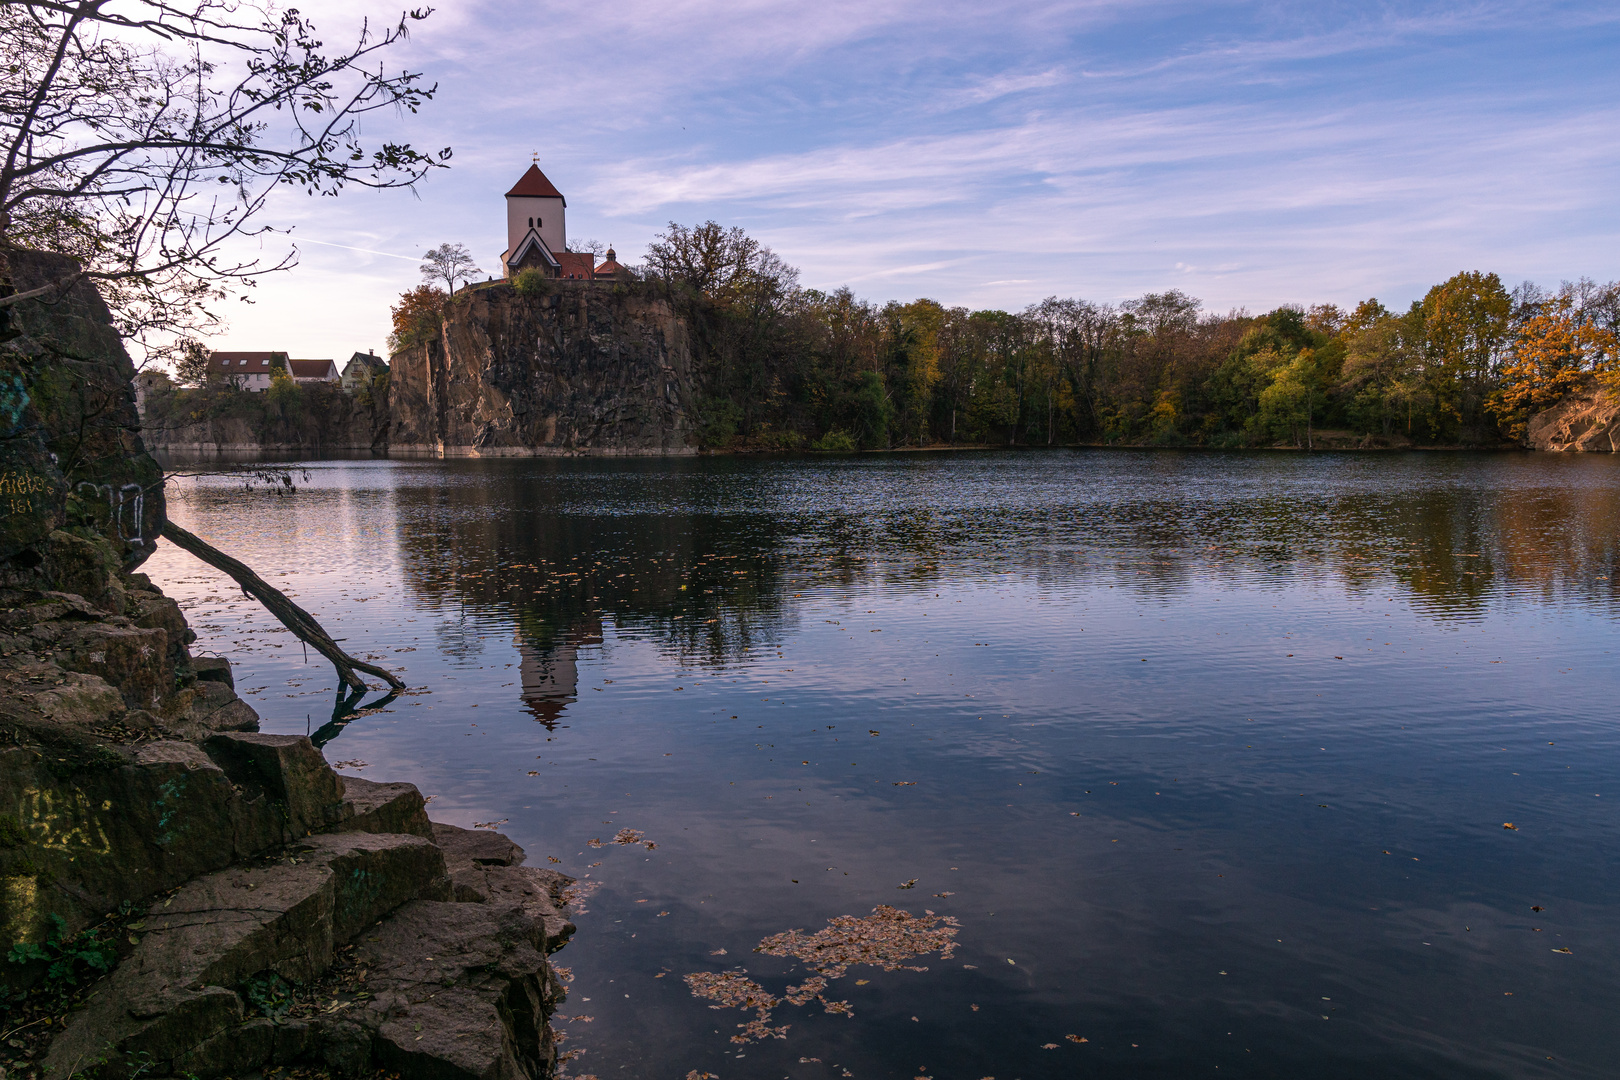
[{"left": 1487, "top": 296, "right": 1620, "bottom": 440}]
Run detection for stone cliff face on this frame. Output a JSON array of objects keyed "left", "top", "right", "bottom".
[
  {"left": 0, "top": 251, "right": 165, "bottom": 565},
  {"left": 0, "top": 254, "right": 575, "bottom": 1080},
  {"left": 390, "top": 279, "right": 696, "bottom": 455},
  {"left": 142, "top": 385, "right": 389, "bottom": 454},
  {"left": 1526, "top": 374, "right": 1620, "bottom": 452}
]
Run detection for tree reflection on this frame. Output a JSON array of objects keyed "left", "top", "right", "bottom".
[{"left": 385, "top": 453, "right": 1620, "bottom": 734}]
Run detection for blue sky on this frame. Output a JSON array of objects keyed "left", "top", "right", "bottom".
[{"left": 222, "top": 0, "right": 1620, "bottom": 360}]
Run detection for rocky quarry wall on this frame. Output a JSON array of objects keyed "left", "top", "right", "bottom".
[
  {"left": 0, "top": 252, "right": 575, "bottom": 1080},
  {"left": 389, "top": 279, "right": 697, "bottom": 455},
  {"left": 1525, "top": 374, "right": 1620, "bottom": 452},
  {"left": 142, "top": 386, "right": 389, "bottom": 454}
]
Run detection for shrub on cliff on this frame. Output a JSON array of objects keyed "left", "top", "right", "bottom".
[{"left": 512, "top": 268, "right": 552, "bottom": 297}]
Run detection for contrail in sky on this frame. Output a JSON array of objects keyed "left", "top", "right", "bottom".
[{"left": 292, "top": 236, "right": 419, "bottom": 262}]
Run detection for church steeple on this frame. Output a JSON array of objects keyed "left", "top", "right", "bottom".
[
  {"left": 502, "top": 161, "right": 568, "bottom": 277},
  {"left": 505, "top": 163, "right": 566, "bottom": 206}
]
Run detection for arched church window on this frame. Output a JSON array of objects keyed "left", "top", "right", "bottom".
[{"left": 528, "top": 217, "right": 533, "bottom": 228}]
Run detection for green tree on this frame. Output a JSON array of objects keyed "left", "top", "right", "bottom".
[{"left": 1417, "top": 271, "right": 1513, "bottom": 439}]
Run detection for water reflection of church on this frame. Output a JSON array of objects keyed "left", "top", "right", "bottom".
[{"left": 516, "top": 619, "right": 602, "bottom": 727}]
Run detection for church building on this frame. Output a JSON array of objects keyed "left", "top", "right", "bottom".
[{"left": 499, "top": 162, "right": 628, "bottom": 281}]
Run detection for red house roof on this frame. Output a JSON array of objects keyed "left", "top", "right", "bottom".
[
  {"left": 207, "top": 351, "right": 282, "bottom": 374},
  {"left": 505, "top": 164, "right": 566, "bottom": 204},
  {"left": 555, "top": 252, "right": 597, "bottom": 280},
  {"left": 287, "top": 359, "right": 338, "bottom": 381}
]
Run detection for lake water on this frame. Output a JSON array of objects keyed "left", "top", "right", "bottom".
[{"left": 146, "top": 450, "right": 1620, "bottom": 1080}]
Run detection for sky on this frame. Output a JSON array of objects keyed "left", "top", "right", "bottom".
[{"left": 213, "top": 0, "right": 1620, "bottom": 362}]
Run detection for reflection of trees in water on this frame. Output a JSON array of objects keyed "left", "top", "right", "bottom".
[
  {"left": 394, "top": 459, "right": 1620, "bottom": 681},
  {"left": 396, "top": 469, "right": 801, "bottom": 683}
]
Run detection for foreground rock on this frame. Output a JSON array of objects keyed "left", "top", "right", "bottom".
[
  {"left": 45, "top": 823, "right": 572, "bottom": 1080},
  {"left": 0, "top": 252, "right": 576, "bottom": 1079},
  {"left": 1526, "top": 374, "right": 1620, "bottom": 451}
]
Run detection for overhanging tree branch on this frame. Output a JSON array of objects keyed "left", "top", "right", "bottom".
[
  {"left": 0, "top": 0, "right": 449, "bottom": 363},
  {"left": 160, "top": 520, "right": 405, "bottom": 692}
]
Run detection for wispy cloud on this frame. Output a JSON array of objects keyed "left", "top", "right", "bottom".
[{"left": 210, "top": 0, "right": 1620, "bottom": 357}]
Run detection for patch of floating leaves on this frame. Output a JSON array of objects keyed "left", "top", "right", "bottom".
[
  {"left": 685, "top": 906, "right": 960, "bottom": 1044},
  {"left": 757, "top": 905, "right": 960, "bottom": 978},
  {"left": 586, "top": 828, "right": 656, "bottom": 850},
  {"left": 559, "top": 878, "right": 602, "bottom": 915}
]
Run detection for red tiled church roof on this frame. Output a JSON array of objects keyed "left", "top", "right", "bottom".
[
  {"left": 506, "top": 164, "right": 566, "bottom": 203},
  {"left": 593, "top": 246, "right": 626, "bottom": 279}
]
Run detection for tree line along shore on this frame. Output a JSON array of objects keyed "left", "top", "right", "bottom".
[{"left": 387, "top": 225, "right": 1619, "bottom": 453}]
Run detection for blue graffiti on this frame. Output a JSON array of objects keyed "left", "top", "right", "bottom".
[{"left": 0, "top": 373, "right": 30, "bottom": 435}]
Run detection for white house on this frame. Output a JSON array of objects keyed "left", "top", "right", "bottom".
[{"left": 340, "top": 350, "right": 388, "bottom": 392}]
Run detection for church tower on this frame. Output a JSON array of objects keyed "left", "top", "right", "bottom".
[{"left": 502, "top": 163, "right": 567, "bottom": 276}]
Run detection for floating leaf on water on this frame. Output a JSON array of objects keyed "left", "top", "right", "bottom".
[{"left": 1066, "top": 1034, "right": 1088, "bottom": 1043}]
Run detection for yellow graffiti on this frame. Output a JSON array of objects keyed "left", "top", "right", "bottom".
[
  {"left": 1, "top": 875, "right": 40, "bottom": 943},
  {"left": 0, "top": 471, "right": 47, "bottom": 516},
  {"left": 20, "top": 787, "right": 112, "bottom": 856}
]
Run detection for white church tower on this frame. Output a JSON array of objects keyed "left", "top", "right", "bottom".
[{"left": 501, "top": 162, "right": 567, "bottom": 276}]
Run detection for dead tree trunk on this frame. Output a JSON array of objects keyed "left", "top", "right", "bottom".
[{"left": 160, "top": 521, "right": 406, "bottom": 691}]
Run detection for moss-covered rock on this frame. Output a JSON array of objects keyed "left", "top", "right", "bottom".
[{"left": 0, "top": 250, "right": 166, "bottom": 569}]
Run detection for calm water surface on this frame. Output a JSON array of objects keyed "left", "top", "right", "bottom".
[{"left": 146, "top": 451, "right": 1620, "bottom": 1080}]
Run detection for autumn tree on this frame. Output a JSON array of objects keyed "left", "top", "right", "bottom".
[
  {"left": 388, "top": 284, "right": 446, "bottom": 351},
  {"left": 1487, "top": 292, "right": 1620, "bottom": 440}
]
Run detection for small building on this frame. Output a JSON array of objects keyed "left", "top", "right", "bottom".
[
  {"left": 287, "top": 359, "right": 340, "bottom": 385},
  {"left": 497, "top": 161, "right": 631, "bottom": 282},
  {"left": 207, "top": 351, "right": 285, "bottom": 391},
  {"left": 133, "top": 369, "right": 173, "bottom": 414},
  {"left": 340, "top": 350, "right": 389, "bottom": 393},
  {"left": 593, "top": 247, "right": 629, "bottom": 281}
]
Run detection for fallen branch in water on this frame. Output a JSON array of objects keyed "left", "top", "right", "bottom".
[{"left": 160, "top": 520, "right": 405, "bottom": 692}]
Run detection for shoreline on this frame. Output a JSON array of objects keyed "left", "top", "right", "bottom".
[{"left": 148, "top": 439, "right": 1552, "bottom": 464}]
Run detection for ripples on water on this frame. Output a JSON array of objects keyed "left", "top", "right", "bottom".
[{"left": 146, "top": 450, "right": 1620, "bottom": 1079}]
